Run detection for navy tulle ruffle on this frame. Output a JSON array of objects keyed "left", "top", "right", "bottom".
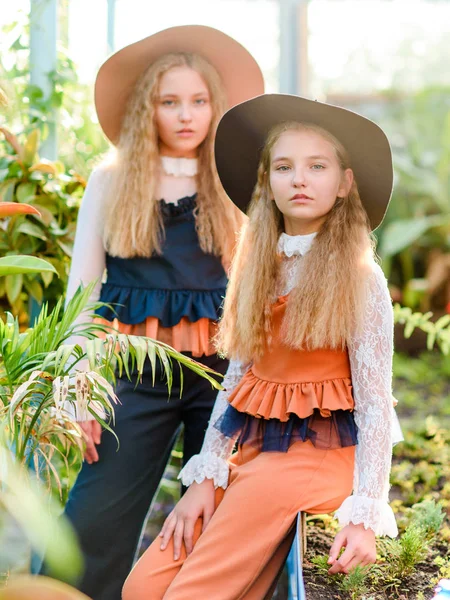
[
  {"left": 97, "top": 286, "right": 226, "bottom": 327},
  {"left": 215, "top": 404, "right": 358, "bottom": 452},
  {"left": 159, "top": 194, "right": 197, "bottom": 219}
]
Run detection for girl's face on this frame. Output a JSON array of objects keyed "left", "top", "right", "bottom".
[
  {"left": 269, "top": 129, "right": 353, "bottom": 235},
  {"left": 155, "top": 66, "right": 213, "bottom": 158}
]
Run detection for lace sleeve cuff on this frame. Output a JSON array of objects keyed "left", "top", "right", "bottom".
[
  {"left": 178, "top": 452, "right": 230, "bottom": 489},
  {"left": 334, "top": 495, "right": 398, "bottom": 537}
]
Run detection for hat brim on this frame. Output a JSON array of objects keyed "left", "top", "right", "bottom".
[
  {"left": 214, "top": 94, "right": 393, "bottom": 231},
  {"left": 95, "top": 25, "right": 265, "bottom": 144}
]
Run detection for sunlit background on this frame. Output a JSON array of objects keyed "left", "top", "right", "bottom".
[
  {"left": 2, "top": 0, "right": 450, "bottom": 94},
  {"left": 1, "top": 3, "right": 450, "bottom": 596}
]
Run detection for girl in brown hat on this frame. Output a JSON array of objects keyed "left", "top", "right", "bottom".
[
  {"left": 47, "top": 26, "right": 264, "bottom": 600},
  {"left": 123, "top": 94, "right": 401, "bottom": 599}
]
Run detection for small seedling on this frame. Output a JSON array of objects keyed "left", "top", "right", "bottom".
[
  {"left": 434, "top": 555, "right": 450, "bottom": 580},
  {"left": 337, "top": 565, "right": 371, "bottom": 600},
  {"left": 410, "top": 499, "right": 446, "bottom": 539},
  {"left": 310, "top": 554, "right": 331, "bottom": 576},
  {"left": 383, "top": 523, "right": 429, "bottom": 578}
]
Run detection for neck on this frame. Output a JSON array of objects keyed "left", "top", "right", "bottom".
[
  {"left": 160, "top": 151, "right": 198, "bottom": 158},
  {"left": 159, "top": 143, "right": 198, "bottom": 159},
  {"left": 283, "top": 216, "right": 324, "bottom": 236}
]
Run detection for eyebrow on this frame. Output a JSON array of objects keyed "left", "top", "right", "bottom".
[
  {"left": 159, "top": 91, "right": 209, "bottom": 98},
  {"left": 271, "top": 154, "right": 331, "bottom": 163}
]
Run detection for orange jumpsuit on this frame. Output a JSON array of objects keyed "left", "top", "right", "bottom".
[{"left": 123, "top": 297, "right": 356, "bottom": 599}]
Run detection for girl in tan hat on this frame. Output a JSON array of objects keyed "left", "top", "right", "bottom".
[
  {"left": 123, "top": 94, "right": 401, "bottom": 599},
  {"left": 47, "top": 26, "right": 264, "bottom": 600}
]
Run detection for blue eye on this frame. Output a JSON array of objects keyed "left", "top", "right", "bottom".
[
  {"left": 195, "top": 98, "right": 207, "bottom": 105},
  {"left": 162, "top": 100, "right": 175, "bottom": 106},
  {"left": 276, "top": 165, "right": 290, "bottom": 171},
  {"left": 311, "top": 164, "right": 325, "bottom": 170}
]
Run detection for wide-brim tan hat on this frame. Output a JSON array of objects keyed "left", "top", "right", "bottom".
[
  {"left": 215, "top": 94, "right": 393, "bottom": 230},
  {"left": 95, "top": 25, "right": 265, "bottom": 144}
]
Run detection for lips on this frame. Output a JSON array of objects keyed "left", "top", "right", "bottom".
[{"left": 290, "top": 194, "right": 312, "bottom": 201}]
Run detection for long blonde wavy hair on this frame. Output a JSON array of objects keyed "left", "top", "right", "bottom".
[
  {"left": 218, "top": 122, "right": 376, "bottom": 361},
  {"left": 102, "top": 52, "right": 244, "bottom": 263}
]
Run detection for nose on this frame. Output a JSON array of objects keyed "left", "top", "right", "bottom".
[
  {"left": 291, "top": 167, "right": 306, "bottom": 188},
  {"left": 179, "top": 103, "right": 193, "bottom": 123}
]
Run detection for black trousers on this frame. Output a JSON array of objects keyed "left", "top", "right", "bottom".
[{"left": 61, "top": 353, "right": 227, "bottom": 600}]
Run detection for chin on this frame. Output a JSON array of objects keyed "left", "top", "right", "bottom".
[
  {"left": 173, "top": 140, "right": 201, "bottom": 155},
  {"left": 288, "top": 208, "right": 318, "bottom": 219}
]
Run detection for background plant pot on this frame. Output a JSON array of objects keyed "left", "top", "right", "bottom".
[{"left": 0, "top": 575, "right": 91, "bottom": 599}]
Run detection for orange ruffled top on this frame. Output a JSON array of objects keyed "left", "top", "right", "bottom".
[
  {"left": 95, "top": 316, "right": 217, "bottom": 358},
  {"left": 227, "top": 296, "right": 354, "bottom": 422}
]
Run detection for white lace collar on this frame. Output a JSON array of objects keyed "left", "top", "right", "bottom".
[
  {"left": 277, "top": 232, "right": 317, "bottom": 257},
  {"left": 161, "top": 156, "right": 198, "bottom": 177}
]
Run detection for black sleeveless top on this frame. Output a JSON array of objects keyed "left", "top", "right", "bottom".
[{"left": 97, "top": 195, "right": 227, "bottom": 327}]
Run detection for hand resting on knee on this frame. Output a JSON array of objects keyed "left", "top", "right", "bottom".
[{"left": 159, "top": 479, "right": 216, "bottom": 561}]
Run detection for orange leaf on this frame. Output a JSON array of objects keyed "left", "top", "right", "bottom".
[
  {"left": 0, "top": 126, "right": 22, "bottom": 157},
  {"left": 0, "top": 202, "right": 41, "bottom": 217}
]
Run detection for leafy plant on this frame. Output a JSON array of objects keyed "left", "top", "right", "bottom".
[
  {"left": 310, "top": 554, "right": 377, "bottom": 599},
  {"left": 0, "top": 284, "right": 223, "bottom": 495},
  {"left": 0, "top": 200, "right": 223, "bottom": 583},
  {"left": 409, "top": 500, "right": 446, "bottom": 540},
  {"left": 0, "top": 202, "right": 58, "bottom": 279},
  {"left": 376, "top": 87, "right": 450, "bottom": 310},
  {"left": 337, "top": 565, "right": 371, "bottom": 600},
  {"left": 394, "top": 304, "right": 450, "bottom": 354},
  {"left": 382, "top": 523, "right": 430, "bottom": 578},
  {"left": 434, "top": 555, "right": 450, "bottom": 580},
  {"left": 0, "top": 19, "right": 109, "bottom": 178},
  {"left": 0, "top": 127, "right": 85, "bottom": 320},
  {"left": 310, "top": 554, "right": 331, "bottom": 575},
  {"left": 0, "top": 442, "right": 83, "bottom": 582}
]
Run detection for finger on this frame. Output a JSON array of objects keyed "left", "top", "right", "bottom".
[
  {"left": 328, "top": 547, "right": 356, "bottom": 575},
  {"left": 79, "top": 421, "right": 92, "bottom": 439},
  {"left": 328, "top": 531, "right": 346, "bottom": 564},
  {"left": 79, "top": 423, "right": 94, "bottom": 463},
  {"left": 92, "top": 421, "right": 102, "bottom": 445},
  {"left": 84, "top": 447, "right": 98, "bottom": 464},
  {"left": 183, "top": 519, "right": 196, "bottom": 555},
  {"left": 173, "top": 519, "right": 185, "bottom": 561},
  {"left": 160, "top": 512, "right": 176, "bottom": 539},
  {"left": 160, "top": 515, "right": 177, "bottom": 550},
  {"left": 159, "top": 514, "right": 172, "bottom": 538},
  {"left": 342, "top": 555, "right": 368, "bottom": 574},
  {"left": 84, "top": 437, "right": 99, "bottom": 463},
  {"left": 202, "top": 509, "right": 214, "bottom": 533}
]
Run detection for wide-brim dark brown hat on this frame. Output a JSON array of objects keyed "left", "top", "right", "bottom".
[
  {"left": 215, "top": 94, "right": 393, "bottom": 230},
  {"left": 95, "top": 25, "right": 265, "bottom": 144}
]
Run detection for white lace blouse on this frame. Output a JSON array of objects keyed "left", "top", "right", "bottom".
[{"left": 179, "top": 232, "right": 400, "bottom": 537}]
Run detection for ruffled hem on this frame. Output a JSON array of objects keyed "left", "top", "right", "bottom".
[
  {"left": 334, "top": 495, "right": 398, "bottom": 537},
  {"left": 97, "top": 287, "right": 226, "bottom": 327},
  {"left": 228, "top": 370, "right": 354, "bottom": 422},
  {"left": 178, "top": 452, "right": 230, "bottom": 490},
  {"left": 215, "top": 405, "right": 357, "bottom": 452},
  {"left": 95, "top": 316, "right": 217, "bottom": 358}
]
